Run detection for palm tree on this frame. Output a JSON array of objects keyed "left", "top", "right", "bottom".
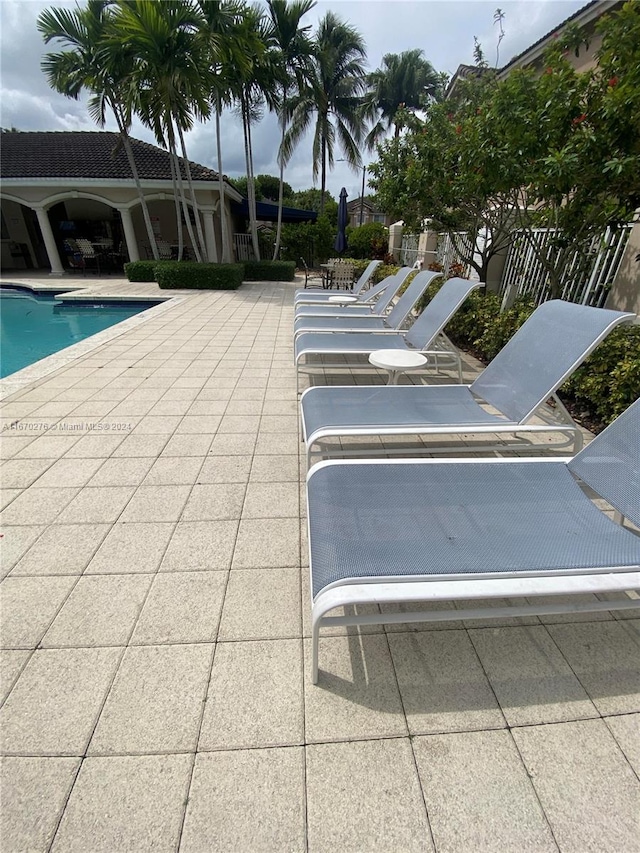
[
  {"left": 38, "top": 0, "right": 160, "bottom": 260},
  {"left": 266, "top": 0, "right": 315, "bottom": 260},
  {"left": 284, "top": 12, "right": 367, "bottom": 214},
  {"left": 111, "top": 0, "right": 211, "bottom": 261},
  {"left": 363, "top": 49, "right": 443, "bottom": 148},
  {"left": 230, "top": 3, "right": 279, "bottom": 261},
  {"left": 196, "top": 0, "right": 247, "bottom": 263}
]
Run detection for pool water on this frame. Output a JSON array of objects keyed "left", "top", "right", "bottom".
[{"left": 0, "top": 287, "right": 161, "bottom": 378}]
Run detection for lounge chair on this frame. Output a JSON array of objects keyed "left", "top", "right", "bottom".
[
  {"left": 295, "top": 268, "right": 412, "bottom": 320},
  {"left": 294, "top": 260, "right": 382, "bottom": 306},
  {"left": 295, "top": 276, "right": 482, "bottom": 392},
  {"left": 293, "top": 270, "right": 442, "bottom": 338},
  {"left": 306, "top": 396, "right": 640, "bottom": 683},
  {"left": 300, "top": 300, "right": 635, "bottom": 464}
]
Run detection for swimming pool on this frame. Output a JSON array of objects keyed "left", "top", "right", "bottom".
[{"left": 0, "top": 286, "right": 162, "bottom": 378}]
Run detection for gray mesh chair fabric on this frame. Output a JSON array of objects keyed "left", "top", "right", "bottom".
[
  {"left": 568, "top": 397, "right": 640, "bottom": 528},
  {"left": 308, "top": 458, "right": 640, "bottom": 598},
  {"left": 295, "top": 277, "right": 480, "bottom": 363},
  {"left": 471, "top": 301, "right": 630, "bottom": 423},
  {"left": 294, "top": 259, "right": 381, "bottom": 304},
  {"left": 307, "top": 399, "right": 640, "bottom": 681},
  {"left": 294, "top": 270, "right": 411, "bottom": 320},
  {"left": 294, "top": 271, "right": 441, "bottom": 335},
  {"left": 299, "top": 301, "right": 634, "bottom": 458}
]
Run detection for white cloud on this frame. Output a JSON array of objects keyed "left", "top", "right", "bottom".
[{"left": 1, "top": 0, "right": 587, "bottom": 199}]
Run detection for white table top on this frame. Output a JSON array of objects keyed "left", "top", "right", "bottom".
[
  {"left": 369, "top": 350, "right": 428, "bottom": 371},
  {"left": 328, "top": 295, "right": 358, "bottom": 304}
]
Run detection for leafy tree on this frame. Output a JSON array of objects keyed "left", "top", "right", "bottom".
[
  {"left": 371, "top": 0, "right": 640, "bottom": 296},
  {"left": 362, "top": 49, "right": 444, "bottom": 148},
  {"left": 38, "top": 0, "right": 160, "bottom": 259},
  {"left": 266, "top": 0, "right": 315, "bottom": 260},
  {"left": 284, "top": 11, "right": 367, "bottom": 213}
]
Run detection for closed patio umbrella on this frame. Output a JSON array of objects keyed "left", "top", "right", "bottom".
[{"left": 334, "top": 187, "right": 348, "bottom": 254}]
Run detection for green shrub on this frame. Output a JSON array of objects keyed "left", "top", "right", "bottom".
[
  {"left": 475, "top": 295, "right": 536, "bottom": 360},
  {"left": 345, "top": 222, "right": 388, "bottom": 259},
  {"left": 371, "top": 263, "right": 401, "bottom": 283},
  {"left": 155, "top": 262, "right": 244, "bottom": 290},
  {"left": 124, "top": 261, "right": 159, "bottom": 282},
  {"left": 562, "top": 324, "right": 640, "bottom": 424},
  {"left": 243, "top": 260, "right": 296, "bottom": 281}
]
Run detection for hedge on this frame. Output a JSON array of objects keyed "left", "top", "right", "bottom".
[
  {"left": 124, "top": 261, "right": 161, "bottom": 282},
  {"left": 421, "top": 284, "right": 640, "bottom": 428},
  {"left": 155, "top": 262, "right": 244, "bottom": 290},
  {"left": 243, "top": 260, "right": 296, "bottom": 281}
]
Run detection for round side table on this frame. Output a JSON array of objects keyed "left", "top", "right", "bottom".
[
  {"left": 328, "top": 295, "right": 358, "bottom": 305},
  {"left": 369, "top": 349, "right": 428, "bottom": 385}
]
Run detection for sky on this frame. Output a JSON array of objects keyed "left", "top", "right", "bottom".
[{"left": 0, "top": 0, "right": 588, "bottom": 202}]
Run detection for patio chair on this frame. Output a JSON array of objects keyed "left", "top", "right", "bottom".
[
  {"left": 294, "top": 270, "right": 442, "bottom": 339},
  {"left": 306, "top": 396, "right": 640, "bottom": 683},
  {"left": 300, "top": 300, "right": 634, "bottom": 464},
  {"left": 295, "top": 268, "right": 411, "bottom": 320},
  {"left": 294, "top": 260, "right": 382, "bottom": 306},
  {"left": 295, "top": 276, "right": 482, "bottom": 392},
  {"left": 75, "top": 238, "right": 102, "bottom": 274},
  {"left": 298, "top": 258, "right": 323, "bottom": 289}
]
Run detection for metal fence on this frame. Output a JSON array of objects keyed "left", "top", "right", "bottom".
[
  {"left": 500, "top": 225, "right": 632, "bottom": 307},
  {"left": 435, "top": 232, "right": 473, "bottom": 277},
  {"left": 399, "top": 232, "right": 419, "bottom": 266}
]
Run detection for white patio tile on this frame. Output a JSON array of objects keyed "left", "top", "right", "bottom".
[
  {"left": 547, "top": 621, "right": 640, "bottom": 715},
  {"left": 0, "top": 525, "right": 47, "bottom": 577},
  {"left": 0, "top": 650, "right": 31, "bottom": 705},
  {"left": 86, "top": 521, "right": 174, "bottom": 574},
  {"left": 605, "top": 713, "right": 640, "bottom": 776},
  {"left": 181, "top": 748, "right": 305, "bottom": 853},
  {"left": 0, "top": 458, "right": 55, "bottom": 489},
  {"left": 513, "top": 719, "right": 640, "bottom": 853},
  {"left": 119, "top": 484, "right": 191, "bottom": 522},
  {"left": 131, "top": 571, "right": 226, "bottom": 644},
  {"left": 54, "top": 486, "right": 136, "bottom": 524},
  {"left": 181, "top": 483, "right": 245, "bottom": 521},
  {"left": 42, "top": 574, "right": 152, "bottom": 647},
  {"left": 469, "top": 625, "right": 599, "bottom": 725},
  {"left": 0, "top": 648, "right": 121, "bottom": 755},
  {"left": 51, "top": 754, "right": 192, "bottom": 853},
  {"left": 11, "top": 524, "right": 109, "bottom": 576},
  {"left": 1, "top": 757, "right": 81, "bottom": 853},
  {"left": 160, "top": 519, "right": 238, "bottom": 572},
  {"left": 88, "top": 644, "right": 213, "bottom": 754},
  {"left": 306, "top": 739, "right": 431, "bottom": 853},
  {"left": 413, "top": 730, "right": 556, "bottom": 852},
  {"left": 218, "top": 567, "right": 301, "bottom": 641},
  {"left": 304, "top": 635, "right": 408, "bottom": 743},
  {"left": 232, "top": 517, "right": 300, "bottom": 568},
  {"left": 388, "top": 630, "right": 505, "bottom": 735},
  {"left": 0, "top": 576, "right": 77, "bottom": 648},
  {"left": 199, "top": 639, "right": 303, "bottom": 750},
  {"left": 0, "top": 487, "right": 79, "bottom": 525}
]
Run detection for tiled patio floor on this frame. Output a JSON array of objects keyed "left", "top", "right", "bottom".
[{"left": 1, "top": 275, "right": 639, "bottom": 852}]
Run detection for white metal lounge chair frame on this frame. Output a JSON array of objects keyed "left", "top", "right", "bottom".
[
  {"left": 300, "top": 301, "right": 635, "bottom": 464},
  {"left": 307, "top": 446, "right": 640, "bottom": 684},
  {"left": 294, "top": 268, "right": 412, "bottom": 322},
  {"left": 293, "top": 270, "right": 442, "bottom": 340},
  {"left": 294, "top": 260, "right": 382, "bottom": 306},
  {"left": 295, "top": 277, "right": 481, "bottom": 393}
]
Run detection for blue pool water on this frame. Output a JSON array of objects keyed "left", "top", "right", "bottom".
[{"left": 0, "top": 286, "right": 161, "bottom": 378}]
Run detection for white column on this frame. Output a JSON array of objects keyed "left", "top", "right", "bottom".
[
  {"left": 33, "top": 207, "right": 65, "bottom": 275},
  {"left": 119, "top": 207, "right": 140, "bottom": 262},
  {"left": 202, "top": 209, "right": 218, "bottom": 263}
]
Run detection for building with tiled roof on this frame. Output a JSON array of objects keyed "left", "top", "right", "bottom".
[{"left": 1, "top": 131, "right": 242, "bottom": 274}]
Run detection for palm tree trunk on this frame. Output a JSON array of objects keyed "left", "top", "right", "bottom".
[
  {"left": 177, "top": 124, "right": 208, "bottom": 262},
  {"left": 241, "top": 92, "right": 260, "bottom": 261},
  {"left": 172, "top": 141, "right": 202, "bottom": 263},
  {"left": 246, "top": 99, "right": 261, "bottom": 262},
  {"left": 320, "top": 134, "right": 326, "bottom": 215},
  {"left": 215, "top": 98, "right": 231, "bottom": 263},
  {"left": 169, "top": 147, "right": 184, "bottom": 260},
  {"left": 113, "top": 108, "right": 159, "bottom": 261},
  {"left": 273, "top": 87, "right": 287, "bottom": 261}
]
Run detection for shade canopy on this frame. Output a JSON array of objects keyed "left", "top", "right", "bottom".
[{"left": 230, "top": 199, "right": 317, "bottom": 223}]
